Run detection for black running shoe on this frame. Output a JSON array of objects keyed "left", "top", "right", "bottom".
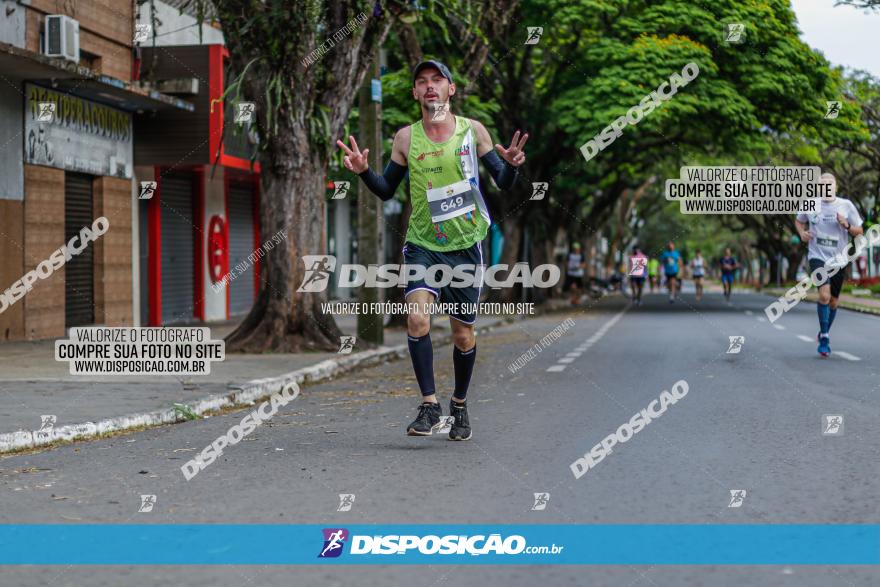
[
  {"left": 407, "top": 402, "right": 442, "bottom": 436},
  {"left": 448, "top": 400, "right": 472, "bottom": 441}
]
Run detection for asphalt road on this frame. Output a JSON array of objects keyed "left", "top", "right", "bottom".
[{"left": 1, "top": 290, "right": 877, "bottom": 586}]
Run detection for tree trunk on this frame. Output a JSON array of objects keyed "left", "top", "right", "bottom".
[
  {"left": 385, "top": 195, "right": 412, "bottom": 327},
  {"left": 528, "top": 233, "right": 554, "bottom": 304},
  {"left": 785, "top": 250, "right": 802, "bottom": 282},
  {"left": 768, "top": 254, "right": 780, "bottom": 288},
  {"left": 491, "top": 215, "right": 524, "bottom": 303},
  {"left": 226, "top": 150, "right": 341, "bottom": 352}
]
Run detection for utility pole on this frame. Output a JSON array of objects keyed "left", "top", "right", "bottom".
[{"left": 357, "top": 47, "right": 385, "bottom": 344}]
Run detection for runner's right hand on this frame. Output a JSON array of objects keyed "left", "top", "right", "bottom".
[{"left": 336, "top": 135, "right": 369, "bottom": 174}]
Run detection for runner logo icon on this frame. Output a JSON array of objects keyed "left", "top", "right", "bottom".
[
  {"left": 134, "top": 23, "right": 151, "bottom": 43},
  {"left": 319, "top": 528, "right": 349, "bottom": 558},
  {"left": 139, "top": 181, "right": 157, "bottom": 200},
  {"left": 525, "top": 27, "right": 543, "bottom": 45},
  {"left": 332, "top": 181, "right": 350, "bottom": 200},
  {"left": 825, "top": 101, "right": 841, "bottom": 119},
  {"left": 629, "top": 256, "right": 646, "bottom": 276},
  {"left": 39, "top": 414, "right": 57, "bottom": 432},
  {"left": 724, "top": 23, "right": 745, "bottom": 44},
  {"left": 337, "top": 494, "right": 355, "bottom": 511},
  {"left": 138, "top": 494, "right": 157, "bottom": 513},
  {"left": 531, "top": 493, "right": 550, "bottom": 511},
  {"left": 235, "top": 102, "right": 255, "bottom": 124},
  {"left": 37, "top": 102, "right": 56, "bottom": 122},
  {"left": 530, "top": 182, "right": 548, "bottom": 200},
  {"left": 822, "top": 415, "right": 844, "bottom": 436},
  {"left": 338, "top": 336, "right": 356, "bottom": 354},
  {"left": 297, "top": 255, "right": 337, "bottom": 292},
  {"left": 726, "top": 336, "right": 745, "bottom": 354},
  {"left": 728, "top": 490, "right": 746, "bottom": 508}
]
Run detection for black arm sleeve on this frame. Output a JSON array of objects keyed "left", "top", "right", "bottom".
[
  {"left": 358, "top": 160, "right": 407, "bottom": 202},
  {"left": 479, "top": 151, "right": 518, "bottom": 191}
]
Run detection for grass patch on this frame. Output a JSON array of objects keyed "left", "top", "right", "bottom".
[{"left": 172, "top": 403, "right": 201, "bottom": 421}]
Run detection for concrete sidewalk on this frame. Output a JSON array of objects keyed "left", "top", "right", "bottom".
[{"left": 0, "top": 309, "right": 543, "bottom": 453}]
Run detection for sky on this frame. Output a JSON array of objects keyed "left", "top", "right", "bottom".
[{"left": 790, "top": 0, "right": 880, "bottom": 77}]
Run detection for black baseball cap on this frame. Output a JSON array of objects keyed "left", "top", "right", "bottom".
[{"left": 413, "top": 60, "right": 454, "bottom": 84}]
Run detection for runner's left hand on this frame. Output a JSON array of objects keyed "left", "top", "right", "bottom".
[
  {"left": 495, "top": 130, "right": 529, "bottom": 167},
  {"left": 836, "top": 213, "right": 848, "bottom": 227}
]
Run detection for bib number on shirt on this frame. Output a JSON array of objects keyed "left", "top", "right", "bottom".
[
  {"left": 816, "top": 237, "right": 838, "bottom": 248},
  {"left": 427, "top": 178, "right": 477, "bottom": 223}
]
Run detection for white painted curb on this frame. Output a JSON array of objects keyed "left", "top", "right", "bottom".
[{"left": 0, "top": 316, "right": 517, "bottom": 454}]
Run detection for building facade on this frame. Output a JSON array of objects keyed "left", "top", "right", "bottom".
[
  {"left": 135, "top": 42, "right": 261, "bottom": 325},
  {"left": 0, "top": 0, "right": 192, "bottom": 342}
]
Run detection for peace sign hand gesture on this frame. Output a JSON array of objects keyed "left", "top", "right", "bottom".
[
  {"left": 495, "top": 130, "right": 529, "bottom": 167},
  {"left": 336, "top": 135, "right": 370, "bottom": 174}
]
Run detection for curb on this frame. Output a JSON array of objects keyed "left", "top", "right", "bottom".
[
  {"left": 760, "top": 290, "right": 880, "bottom": 317},
  {"left": 0, "top": 314, "right": 519, "bottom": 455}
]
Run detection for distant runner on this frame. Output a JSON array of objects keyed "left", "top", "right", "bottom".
[
  {"left": 691, "top": 249, "right": 705, "bottom": 302},
  {"left": 630, "top": 247, "right": 648, "bottom": 306},
  {"left": 795, "top": 173, "right": 863, "bottom": 357},
  {"left": 659, "top": 242, "right": 681, "bottom": 303},
  {"left": 719, "top": 248, "right": 739, "bottom": 302},
  {"left": 647, "top": 257, "right": 659, "bottom": 292}
]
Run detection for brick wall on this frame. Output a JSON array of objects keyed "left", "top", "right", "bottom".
[
  {"left": 23, "top": 165, "right": 65, "bottom": 340},
  {"left": 0, "top": 200, "right": 25, "bottom": 341},
  {"left": 26, "top": 0, "right": 133, "bottom": 80},
  {"left": 93, "top": 176, "right": 133, "bottom": 326}
]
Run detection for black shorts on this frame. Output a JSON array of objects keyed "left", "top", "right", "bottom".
[
  {"left": 402, "top": 241, "right": 483, "bottom": 324},
  {"left": 808, "top": 258, "right": 846, "bottom": 298},
  {"left": 665, "top": 272, "right": 678, "bottom": 281},
  {"left": 564, "top": 274, "right": 584, "bottom": 291}
]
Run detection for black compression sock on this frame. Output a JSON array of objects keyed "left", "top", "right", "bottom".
[
  {"left": 407, "top": 333, "right": 435, "bottom": 397},
  {"left": 452, "top": 344, "right": 476, "bottom": 401}
]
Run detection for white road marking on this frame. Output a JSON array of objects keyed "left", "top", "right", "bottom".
[
  {"left": 547, "top": 307, "right": 628, "bottom": 373},
  {"left": 836, "top": 351, "right": 861, "bottom": 361},
  {"left": 566, "top": 352, "right": 582, "bottom": 358},
  {"left": 773, "top": 324, "right": 785, "bottom": 331},
  {"left": 796, "top": 335, "right": 813, "bottom": 343},
  {"left": 757, "top": 317, "right": 766, "bottom": 323}
]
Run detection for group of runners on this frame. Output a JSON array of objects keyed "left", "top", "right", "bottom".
[
  {"left": 565, "top": 243, "right": 741, "bottom": 306},
  {"left": 337, "top": 59, "right": 865, "bottom": 442}
]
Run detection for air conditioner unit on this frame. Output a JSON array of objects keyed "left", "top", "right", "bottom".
[{"left": 44, "top": 15, "right": 80, "bottom": 62}]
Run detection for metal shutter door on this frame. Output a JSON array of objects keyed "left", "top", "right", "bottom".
[
  {"left": 65, "top": 173, "right": 94, "bottom": 327},
  {"left": 228, "top": 182, "right": 255, "bottom": 315},
  {"left": 160, "top": 173, "right": 195, "bottom": 324}
]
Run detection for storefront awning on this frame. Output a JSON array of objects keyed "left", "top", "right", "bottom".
[{"left": 0, "top": 41, "right": 194, "bottom": 113}]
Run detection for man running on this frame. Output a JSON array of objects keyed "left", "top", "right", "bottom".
[
  {"left": 691, "top": 249, "right": 706, "bottom": 302},
  {"left": 565, "top": 242, "right": 586, "bottom": 305},
  {"left": 337, "top": 60, "right": 527, "bottom": 440},
  {"left": 659, "top": 242, "right": 680, "bottom": 303},
  {"left": 719, "top": 248, "right": 738, "bottom": 302},
  {"left": 629, "top": 246, "right": 648, "bottom": 306},
  {"left": 795, "top": 173, "right": 863, "bottom": 357},
  {"left": 647, "top": 256, "right": 659, "bottom": 292}
]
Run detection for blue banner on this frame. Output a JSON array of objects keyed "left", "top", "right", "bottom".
[{"left": 0, "top": 525, "right": 877, "bottom": 565}]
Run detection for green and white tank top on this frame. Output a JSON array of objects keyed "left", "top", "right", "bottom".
[{"left": 406, "top": 115, "right": 490, "bottom": 251}]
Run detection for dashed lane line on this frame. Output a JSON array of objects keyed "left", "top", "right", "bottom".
[{"left": 546, "top": 307, "right": 628, "bottom": 372}]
